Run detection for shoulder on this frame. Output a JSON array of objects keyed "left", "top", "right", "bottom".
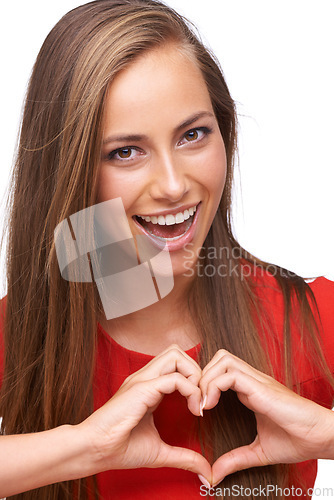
[
  {"left": 243, "top": 262, "right": 334, "bottom": 376},
  {"left": 307, "top": 276, "right": 334, "bottom": 323},
  {"left": 249, "top": 264, "right": 334, "bottom": 342},
  {"left": 307, "top": 277, "right": 334, "bottom": 363},
  {"left": 244, "top": 262, "right": 334, "bottom": 330}
]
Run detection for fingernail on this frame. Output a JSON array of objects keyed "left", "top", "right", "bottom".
[
  {"left": 212, "top": 480, "right": 221, "bottom": 488},
  {"left": 198, "top": 474, "right": 211, "bottom": 488},
  {"left": 199, "top": 394, "right": 207, "bottom": 416}
]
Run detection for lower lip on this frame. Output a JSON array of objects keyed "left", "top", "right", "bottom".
[{"left": 133, "top": 203, "right": 201, "bottom": 252}]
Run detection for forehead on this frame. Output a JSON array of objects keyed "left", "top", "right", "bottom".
[{"left": 103, "top": 44, "right": 214, "bottom": 134}]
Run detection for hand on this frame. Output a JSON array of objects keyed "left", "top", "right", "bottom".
[
  {"left": 200, "top": 349, "right": 334, "bottom": 486},
  {"left": 78, "top": 345, "right": 211, "bottom": 480}
]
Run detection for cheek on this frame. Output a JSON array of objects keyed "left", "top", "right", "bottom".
[
  {"left": 197, "top": 142, "right": 227, "bottom": 199},
  {"left": 96, "top": 166, "right": 132, "bottom": 205},
  {"left": 96, "top": 167, "right": 112, "bottom": 203}
]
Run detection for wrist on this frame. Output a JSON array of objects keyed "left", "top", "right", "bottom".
[
  {"left": 68, "top": 422, "right": 105, "bottom": 478},
  {"left": 73, "top": 418, "right": 114, "bottom": 477}
]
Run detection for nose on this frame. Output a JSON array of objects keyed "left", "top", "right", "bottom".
[{"left": 148, "top": 151, "right": 189, "bottom": 202}]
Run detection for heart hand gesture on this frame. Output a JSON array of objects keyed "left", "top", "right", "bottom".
[{"left": 79, "top": 346, "right": 334, "bottom": 488}]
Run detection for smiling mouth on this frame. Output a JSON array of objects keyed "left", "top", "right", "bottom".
[{"left": 133, "top": 204, "right": 198, "bottom": 241}]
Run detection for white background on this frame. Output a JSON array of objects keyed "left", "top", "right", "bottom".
[{"left": 0, "top": 1, "right": 333, "bottom": 495}]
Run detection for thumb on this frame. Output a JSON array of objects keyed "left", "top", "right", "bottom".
[
  {"left": 157, "top": 443, "right": 212, "bottom": 482},
  {"left": 211, "top": 437, "right": 269, "bottom": 486}
]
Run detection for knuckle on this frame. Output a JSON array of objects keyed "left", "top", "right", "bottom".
[
  {"left": 164, "top": 346, "right": 188, "bottom": 365},
  {"left": 168, "top": 343, "right": 182, "bottom": 352},
  {"left": 218, "top": 353, "right": 234, "bottom": 371},
  {"left": 217, "top": 348, "right": 229, "bottom": 356},
  {"left": 184, "top": 452, "right": 197, "bottom": 471},
  {"left": 222, "top": 353, "right": 234, "bottom": 363},
  {"left": 170, "top": 371, "right": 182, "bottom": 382}
]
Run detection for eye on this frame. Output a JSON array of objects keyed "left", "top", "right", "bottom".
[
  {"left": 107, "top": 147, "right": 141, "bottom": 162},
  {"left": 117, "top": 148, "right": 132, "bottom": 159},
  {"left": 185, "top": 130, "right": 200, "bottom": 141},
  {"left": 178, "top": 127, "right": 212, "bottom": 147}
]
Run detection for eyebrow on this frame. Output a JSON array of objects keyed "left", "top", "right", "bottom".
[{"left": 102, "top": 111, "right": 215, "bottom": 145}]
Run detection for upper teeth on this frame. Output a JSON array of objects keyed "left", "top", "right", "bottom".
[{"left": 137, "top": 204, "right": 197, "bottom": 225}]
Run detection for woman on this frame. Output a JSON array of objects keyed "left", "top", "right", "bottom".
[{"left": 0, "top": 0, "right": 333, "bottom": 499}]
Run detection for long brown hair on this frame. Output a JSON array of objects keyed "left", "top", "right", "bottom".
[{"left": 1, "top": 1, "right": 332, "bottom": 498}]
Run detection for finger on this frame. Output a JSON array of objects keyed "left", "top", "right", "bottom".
[
  {"left": 100, "top": 372, "right": 202, "bottom": 436},
  {"left": 201, "top": 348, "right": 233, "bottom": 375},
  {"left": 204, "top": 369, "right": 268, "bottom": 411},
  {"left": 203, "top": 367, "right": 291, "bottom": 429},
  {"left": 154, "top": 343, "right": 201, "bottom": 370},
  {"left": 200, "top": 352, "right": 271, "bottom": 407},
  {"left": 211, "top": 438, "right": 269, "bottom": 486},
  {"left": 155, "top": 442, "right": 212, "bottom": 481},
  {"left": 122, "top": 344, "right": 202, "bottom": 387},
  {"left": 202, "top": 349, "right": 270, "bottom": 382},
  {"left": 144, "top": 344, "right": 202, "bottom": 384},
  {"left": 133, "top": 372, "right": 203, "bottom": 417},
  {"left": 206, "top": 367, "right": 316, "bottom": 427}
]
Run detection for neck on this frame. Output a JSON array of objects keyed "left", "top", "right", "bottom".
[{"left": 99, "top": 273, "right": 200, "bottom": 355}]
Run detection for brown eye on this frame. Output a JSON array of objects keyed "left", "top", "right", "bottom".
[
  {"left": 177, "top": 127, "right": 212, "bottom": 148},
  {"left": 107, "top": 146, "right": 142, "bottom": 162},
  {"left": 184, "top": 130, "right": 199, "bottom": 141},
  {"left": 118, "top": 148, "right": 132, "bottom": 158}
]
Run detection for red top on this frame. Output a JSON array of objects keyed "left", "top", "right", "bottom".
[{"left": 1, "top": 274, "right": 334, "bottom": 499}]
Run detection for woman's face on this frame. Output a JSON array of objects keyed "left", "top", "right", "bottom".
[{"left": 97, "top": 44, "right": 227, "bottom": 276}]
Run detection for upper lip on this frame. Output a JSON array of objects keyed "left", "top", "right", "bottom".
[{"left": 134, "top": 202, "right": 200, "bottom": 218}]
